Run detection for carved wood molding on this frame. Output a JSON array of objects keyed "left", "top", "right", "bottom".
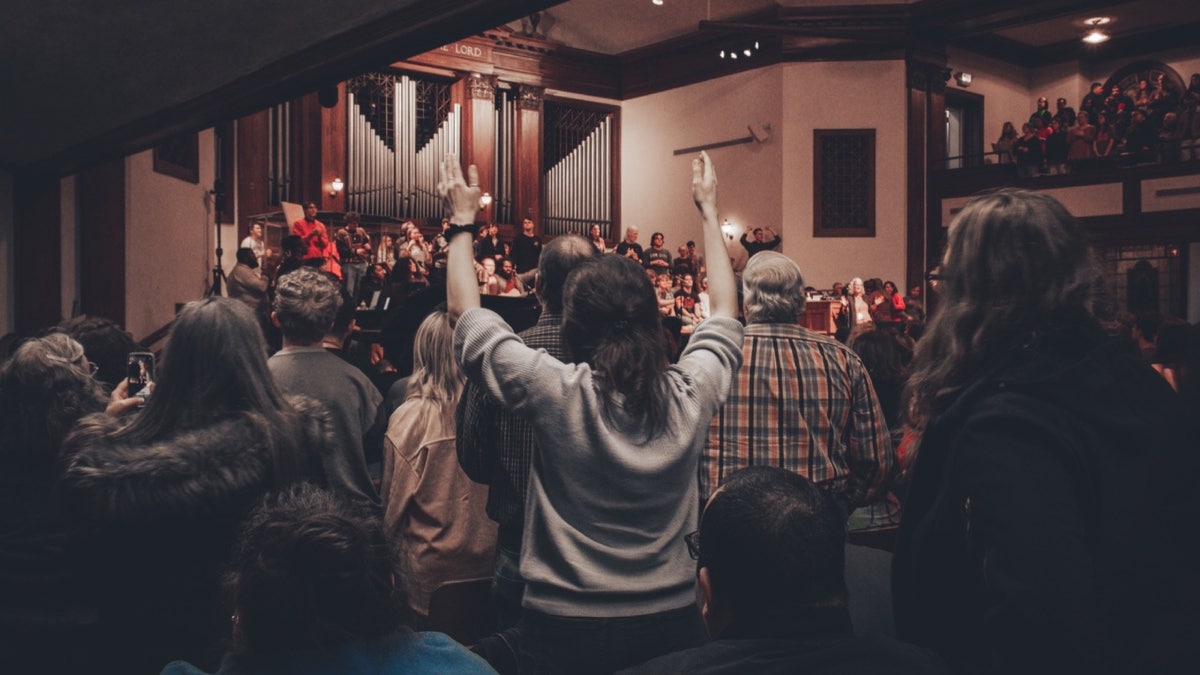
[
  {"left": 465, "top": 73, "right": 498, "bottom": 100},
  {"left": 906, "top": 59, "right": 951, "bottom": 93},
  {"left": 517, "top": 85, "right": 544, "bottom": 111}
]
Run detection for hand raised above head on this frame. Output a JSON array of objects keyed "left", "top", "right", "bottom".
[
  {"left": 691, "top": 150, "right": 718, "bottom": 217},
  {"left": 437, "top": 154, "right": 482, "bottom": 225}
]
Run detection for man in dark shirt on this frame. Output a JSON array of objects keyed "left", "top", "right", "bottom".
[
  {"left": 510, "top": 218, "right": 543, "bottom": 273},
  {"left": 620, "top": 467, "right": 946, "bottom": 675},
  {"left": 456, "top": 234, "right": 598, "bottom": 629},
  {"left": 614, "top": 226, "right": 644, "bottom": 264},
  {"left": 739, "top": 226, "right": 781, "bottom": 257}
]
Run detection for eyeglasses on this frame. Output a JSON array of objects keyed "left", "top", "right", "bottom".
[
  {"left": 86, "top": 361, "right": 100, "bottom": 377},
  {"left": 925, "top": 271, "right": 944, "bottom": 282},
  {"left": 684, "top": 530, "right": 700, "bottom": 560}
]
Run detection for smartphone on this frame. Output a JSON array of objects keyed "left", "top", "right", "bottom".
[{"left": 127, "top": 352, "right": 155, "bottom": 401}]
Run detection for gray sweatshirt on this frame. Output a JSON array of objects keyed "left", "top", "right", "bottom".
[{"left": 455, "top": 308, "right": 743, "bottom": 617}]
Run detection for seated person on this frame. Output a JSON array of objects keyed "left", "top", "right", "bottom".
[
  {"left": 655, "top": 270, "right": 677, "bottom": 317},
  {"left": 675, "top": 273, "right": 704, "bottom": 326},
  {"left": 161, "top": 484, "right": 493, "bottom": 674},
  {"left": 620, "top": 467, "right": 946, "bottom": 674}
]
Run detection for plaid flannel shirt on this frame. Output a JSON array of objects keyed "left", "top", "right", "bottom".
[
  {"left": 703, "top": 322, "right": 895, "bottom": 507},
  {"left": 456, "top": 311, "right": 564, "bottom": 542}
]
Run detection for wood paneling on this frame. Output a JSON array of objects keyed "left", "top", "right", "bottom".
[
  {"left": 12, "top": 173, "right": 61, "bottom": 333},
  {"left": 237, "top": 109, "right": 270, "bottom": 226},
  {"left": 291, "top": 93, "right": 325, "bottom": 206},
  {"left": 460, "top": 74, "right": 498, "bottom": 221},
  {"left": 77, "top": 158, "right": 126, "bottom": 327},
  {"left": 321, "top": 82, "right": 348, "bottom": 214},
  {"left": 513, "top": 85, "right": 543, "bottom": 226}
]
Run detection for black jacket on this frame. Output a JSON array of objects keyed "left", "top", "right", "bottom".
[
  {"left": 59, "top": 398, "right": 333, "bottom": 675},
  {"left": 893, "top": 319, "right": 1199, "bottom": 674}
]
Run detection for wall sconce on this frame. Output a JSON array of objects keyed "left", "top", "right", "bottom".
[
  {"left": 479, "top": 192, "right": 493, "bottom": 209},
  {"left": 329, "top": 177, "right": 344, "bottom": 197},
  {"left": 953, "top": 72, "right": 973, "bottom": 88},
  {"left": 721, "top": 218, "right": 737, "bottom": 237}
]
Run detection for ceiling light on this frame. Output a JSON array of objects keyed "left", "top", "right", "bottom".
[
  {"left": 744, "top": 49, "right": 752, "bottom": 57},
  {"left": 1082, "top": 17, "right": 1111, "bottom": 44},
  {"left": 652, "top": 0, "right": 664, "bottom": 5},
  {"left": 719, "top": 50, "right": 725, "bottom": 58}
]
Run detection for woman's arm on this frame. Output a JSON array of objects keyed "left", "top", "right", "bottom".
[
  {"left": 440, "top": 156, "right": 483, "bottom": 327},
  {"left": 692, "top": 151, "right": 736, "bottom": 319}
]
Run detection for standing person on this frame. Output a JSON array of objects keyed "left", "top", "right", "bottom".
[
  {"left": 160, "top": 485, "right": 495, "bottom": 675},
  {"left": 268, "top": 267, "right": 384, "bottom": 507},
  {"left": 335, "top": 211, "right": 372, "bottom": 302},
  {"left": 442, "top": 151, "right": 743, "bottom": 674},
  {"left": 239, "top": 220, "right": 267, "bottom": 267},
  {"left": 644, "top": 232, "right": 672, "bottom": 271},
  {"left": 226, "top": 248, "right": 269, "bottom": 312},
  {"left": 511, "top": 218, "right": 543, "bottom": 273},
  {"left": 739, "top": 226, "right": 781, "bottom": 257},
  {"left": 291, "top": 202, "right": 339, "bottom": 277},
  {"left": 60, "top": 298, "right": 331, "bottom": 674},
  {"left": 382, "top": 312, "right": 497, "bottom": 621},
  {"left": 620, "top": 467, "right": 948, "bottom": 675},
  {"left": 614, "top": 225, "right": 644, "bottom": 264},
  {"left": 456, "top": 234, "right": 599, "bottom": 632},
  {"left": 477, "top": 223, "right": 503, "bottom": 260},
  {"left": 894, "top": 189, "right": 1199, "bottom": 674},
  {"left": 703, "top": 252, "right": 895, "bottom": 517},
  {"left": 587, "top": 224, "right": 608, "bottom": 254},
  {"left": 0, "top": 334, "right": 114, "bottom": 674}
]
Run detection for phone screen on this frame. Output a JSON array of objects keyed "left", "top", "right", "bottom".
[{"left": 127, "top": 352, "right": 155, "bottom": 400}]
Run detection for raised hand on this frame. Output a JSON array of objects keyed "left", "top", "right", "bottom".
[
  {"left": 437, "top": 154, "right": 482, "bottom": 224},
  {"left": 691, "top": 150, "right": 718, "bottom": 218}
]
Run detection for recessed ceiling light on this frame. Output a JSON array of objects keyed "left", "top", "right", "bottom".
[
  {"left": 652, "top": 0, "right": 664, "bottom": 5},
  {"left": 1083, "top": 16, "right": 1111, "bottom": 26},
  {"left": 1083, "top": 30, "right": 1110, "bottom": 44}
]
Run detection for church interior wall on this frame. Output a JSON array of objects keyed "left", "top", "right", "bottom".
[
  {"left": 123, "top": 129, "right": 217, "bottom": 340},
  {"left": 946, "top": 47, "right": 1032, "bottom": 155},
  {"left": 780, "top": 59, "right": 908, "bottom": 289},
  {"left": 621, "top": 66, "right": 784, "bottom": 275}
]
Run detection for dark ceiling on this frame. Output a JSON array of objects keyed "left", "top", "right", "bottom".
[{"left": 4, "top": 0, "right": 1194, "bottom": 178}]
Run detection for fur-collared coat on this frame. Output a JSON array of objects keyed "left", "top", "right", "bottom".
[{"left": 59, "top": 398, "right": 333, "bottom": 675}]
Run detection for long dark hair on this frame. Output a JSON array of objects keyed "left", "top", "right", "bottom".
[
  {"left": 562, "top": 254, "right": 669, "bottom": 437},
  {"left": 112, "top": 297, "right": 312, "bottom": 481},
  {"left": 906, "top": 189, "right": 1099, "bottom": 428}
]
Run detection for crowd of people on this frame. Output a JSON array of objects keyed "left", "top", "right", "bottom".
[
  {"left": 1, "top": 152, "right": 1198, "bottom": 675},
  {"left": 993, "top": 74, "right": 1200, "bottom": 176}
]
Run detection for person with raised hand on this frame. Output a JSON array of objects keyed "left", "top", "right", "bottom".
[{"left": 443, "top": 151, "right": 743, "bottom": 674}]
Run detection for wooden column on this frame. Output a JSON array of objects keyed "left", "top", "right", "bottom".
[
  {"left": 459, "top": 73, "right": 497, "bottom": 221},
  {"left": 905, "top": 56, "right": 950, "bottom": 297},
  {"left": 321, "top": 82, "right": 348, "bottom": 213},
  {"left": 291, "top": 93, "right": 325, "bottom": 207},
  {"left": 12, "top": 172, "right": 61, "bottom": 333},
  {"left": 76, "top": 158, "right": 126, "bottom": 327},
  {"left": 513, "top": 85, "right": 544, "bottom": 227},
  {"left": 237, "top": 109, "right": 271, "bottom": 233}
]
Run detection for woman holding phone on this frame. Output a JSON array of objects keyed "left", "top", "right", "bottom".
[{"left": 60, "top": 297, "right": 333, "bottom": 674}]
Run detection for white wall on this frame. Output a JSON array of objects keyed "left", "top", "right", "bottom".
[
  {"left": 621, "top": 66, "right": 784, "bottom": 272},
  {"left": 622, "top": 61, "right": 908, "bottom": 290},
  {"left": 0, "top": 170, "right": 12, "bottom": 335},
  {"left": 947, "top": 48, "right": 1032, "bottom": 154},
  {"left": 780, "top": 60, "right": 908, "bottom": 288},
  {"left": 124, "top": 130, "right": 217, "bottom": 339}
]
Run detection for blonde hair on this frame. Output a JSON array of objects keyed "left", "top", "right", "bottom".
[{"left": 406, "top": 311, "right": 463, "bottom": 404}]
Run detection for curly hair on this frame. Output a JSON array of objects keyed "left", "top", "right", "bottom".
[
  {"left": 0, "top": 333, "right": 107, "bottom": 460},
  {"left": 906, "top": 189, "right": 1100, "bottom": 428}
]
